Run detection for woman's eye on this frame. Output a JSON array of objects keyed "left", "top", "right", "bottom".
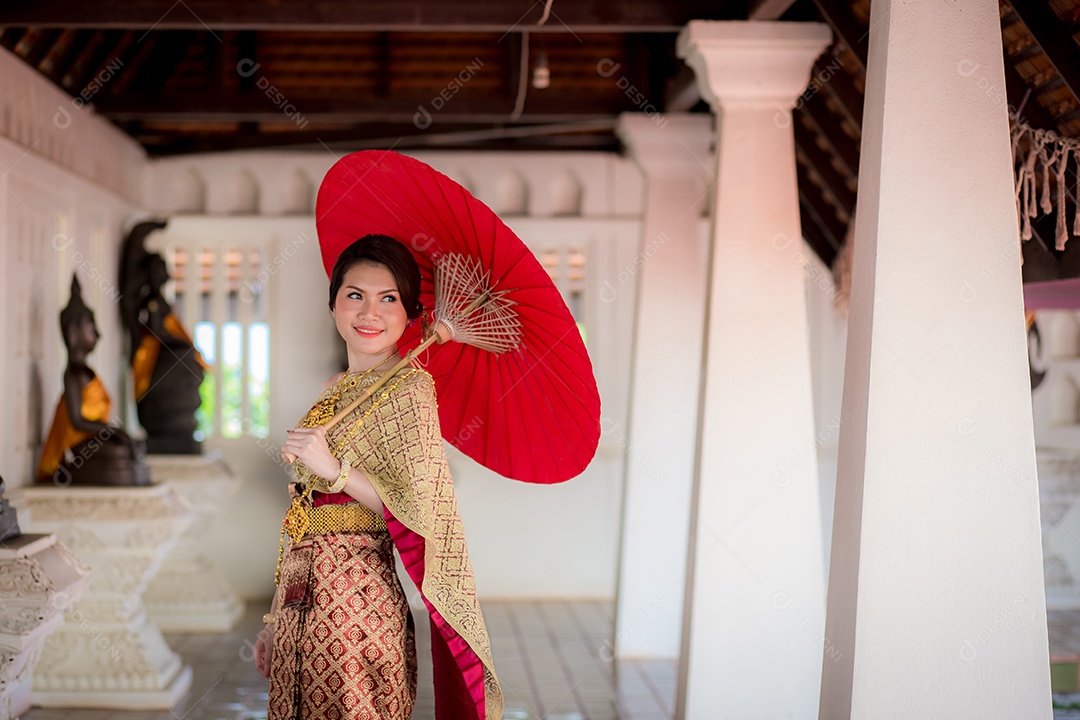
[
  {"left": 382, "top": 295, "right": 398, "bottom": 302},
  {"left": 348, "top": 292, "right": 362, "bottom": 300}
]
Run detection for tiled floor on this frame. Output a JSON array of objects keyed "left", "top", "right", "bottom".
[
  {"left": 1052, "top": 610, "right": 1080, "bottom": 658},
  {"left": 21, "top": 601, "right": 675, "bottom": 720},
  {"left": 25, "top": 604, "right": 1080, "bottom": 719},
  {"left": 1052, "top": 610, "right": 1080, "bottom": 718}
]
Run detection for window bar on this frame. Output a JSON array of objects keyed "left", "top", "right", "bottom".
[
  {"left": 237, "top": 245, "right": 253, "bottom": 430},
  {"left": 210, "top": 245, "right": 227, "bottom": 437}
]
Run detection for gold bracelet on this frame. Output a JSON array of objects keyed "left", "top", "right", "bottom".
[
  {"left": 262, "top": 612, "right": 276, "bottom": 625},
  {"left": 327, "top": 460, "right": 350, "bottom": 494}
]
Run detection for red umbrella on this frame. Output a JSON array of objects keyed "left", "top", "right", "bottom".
[{"left": 315, "top": 150, "right": 600, "bottom": 484}]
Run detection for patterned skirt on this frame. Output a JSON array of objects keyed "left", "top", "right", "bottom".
[{"left": 268, "top": 531, "right": 417, "bottom": 720}]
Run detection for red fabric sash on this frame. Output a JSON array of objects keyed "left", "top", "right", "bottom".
[{"left": 385, "top": 508, "right": 487, "bottom": 720}]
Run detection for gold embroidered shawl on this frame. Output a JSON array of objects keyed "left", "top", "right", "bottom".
[{"left": 314, "top": 367, "right": 503, "bottom": 720}]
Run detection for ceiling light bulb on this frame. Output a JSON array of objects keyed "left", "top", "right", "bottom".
[{"left": 532, "top": 53, "right": 550, "bottom": 90}]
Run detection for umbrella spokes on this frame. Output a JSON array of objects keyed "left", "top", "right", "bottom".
[{"left": 434, "top": 252, "right": 521, "bottom": 354}]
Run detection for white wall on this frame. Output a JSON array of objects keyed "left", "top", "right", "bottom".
[{"left": 0, "top": 47, "right": 144, "bottom": 486}]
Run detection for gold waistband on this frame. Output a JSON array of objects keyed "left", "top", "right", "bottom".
[{"left": 303, "top": 502, "right": 387, "bottom": 537}]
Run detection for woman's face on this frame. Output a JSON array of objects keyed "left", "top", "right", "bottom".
[{"left": 332, "top": 262, "right": 408, "bottom": 363}]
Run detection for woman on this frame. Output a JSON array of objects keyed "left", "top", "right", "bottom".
[{"left": 254, "top": 235, "right": 502, "bottom": 720}]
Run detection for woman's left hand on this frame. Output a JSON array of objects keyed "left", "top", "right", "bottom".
[{"left": 282, "top": 426, "right": 339, "bottom": 480}]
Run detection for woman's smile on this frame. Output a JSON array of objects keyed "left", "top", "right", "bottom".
[{"left": 354, "top": 325, "right": 383, "bottom": 337}]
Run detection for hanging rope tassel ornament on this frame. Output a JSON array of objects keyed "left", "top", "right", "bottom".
[
  {"left": 1011, "top": 118, "right": 1080, "bottom": 251},
  {"left": 1074, "top": 147, "right": 1080, "bottom": 237},
  {"left": 1039, "top": 132, "right": 1053, "bottom": 216},
  {"left": 1054, "top": 146, "right": 1068, "bottom": 250}
]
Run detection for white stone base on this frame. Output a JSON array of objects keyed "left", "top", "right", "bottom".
[
  {"left": 30, "top": 669, "right": 192, "bottom": 711},
  {"left": 1039, "top": 450, "right": 1080, "bottom": 609},
  {"left": 145, "top": 556, "right": 244, "bottom": 633},
  {"left": 30, "top": 610, "right": 193, "bottom": 709},
  {"left": 11, "top": 483, "right": 195, "bottom": 710},
  {"left": 0, "top": 533, "right": 91, "bottom": 719},
  {"left": 31, "top": 670, "right": 193, "bottom": 710},
  {"left": 145, "top": 453, "right": 243, "bottom": 633}
]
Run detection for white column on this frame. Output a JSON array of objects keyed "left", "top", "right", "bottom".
[
  {"left": 675, "top": 21, "right": 831, "bottom": 719},
  {"left": 819, "top": 1, "right": 1052, "bottom": 718},
  {"left": 611, "top": 113, "right": 711, "bottom": 659}
]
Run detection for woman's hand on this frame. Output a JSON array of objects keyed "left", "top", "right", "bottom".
[
  {"left": 281, "top": 426, "right": 339, "bottom": 480},
  {"left": 254, "top": 623, "right": 274, "bottom": 678}
]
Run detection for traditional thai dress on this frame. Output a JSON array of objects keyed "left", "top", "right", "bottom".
[
  {"left": 36, "top": 374, "right": 110, "bottom": 481},
  {"left": 269, "top": 366, "right": 502, "bottom": 720}
]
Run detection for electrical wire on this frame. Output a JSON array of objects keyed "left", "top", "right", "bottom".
[{"left": 510, "top": 31, "right": 529, "bottom": 120}]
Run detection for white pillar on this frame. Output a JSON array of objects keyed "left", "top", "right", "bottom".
[
  {"left": 675, "top": 21, "right": 831, "bottom": 719},
  {"left": 819, "top": 1, "right": 1052, "bottom": 718},
  {"left": 611, "top": 113, "right": 711, "bottom": 659}
]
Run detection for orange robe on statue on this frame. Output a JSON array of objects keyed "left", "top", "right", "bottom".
[
  {"left": 36, "top": 376, "right": 111, "bottom": 481},
  {"left": 131, "top": 312, "right": 207, "bottom": 400}
]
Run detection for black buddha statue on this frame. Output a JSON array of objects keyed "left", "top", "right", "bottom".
[
  {"left": 36, "top": 275, "right": 151, "bottom": 486},
  {"left": 0, "top": 476, "right": 19, "bottom": 541},
  {"left": 120, "top": 221, "right": 206, "bottom": 454}
]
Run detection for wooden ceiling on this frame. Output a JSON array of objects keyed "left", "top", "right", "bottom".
[{"left": 0, "top": 0, "right": 1078, "bottom": 269}]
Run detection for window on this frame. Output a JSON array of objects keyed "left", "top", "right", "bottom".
[
  {"left": 170, "top": 245, "right": 269, "bottom": 440},
  {"left": 539, "top": 246, "right": 588, "bottom": 345}
]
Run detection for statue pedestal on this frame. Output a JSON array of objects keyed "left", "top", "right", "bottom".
[
  {"left": 11, "top": 484, "right": 195, "bottom": 710},
  {"left": 144, "top": 453, "right": 243, "bottom": 632},
  {"left": 1039, "top": 450, "right": 1080, "bottom": 609},
  {"left": 0, "top": 533, "right": 91, "bottom": 719}
]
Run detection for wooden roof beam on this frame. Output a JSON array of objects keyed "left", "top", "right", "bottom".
[
  {"left": 96, "top": 91, "right": 627, "bottom": 123},
  {"left": 800, "top": 199, "right": 839, "bottom": 267},
  {"left": 123, "top": 121, "right": 622, "bottom": 156},
  {"left": 810, "top": 0, "right": 867, "bottom": 72},
  {"left": 748, "top": 0, "right": 799, "bottom": 21},
  {"left": 797, "top": 162, "right": 846, "bottom": 260},
  {"left": 0, "top": 1, "right": 735, "bottom": 32},
  {"left": 40, "top": 28, "right": 85, "bottom": 82},
  {"left": 22, "top": 27, "right": 61, "bottom": 68},
  {"left": 0, "top": 28, "right": 26, "bottom": 50},
  {"left": 75, "top": 30, "right": 134, "bottom": 94},
  {"left": 58, "top": 29, "right": 105, "bottom": 89},
  {"left": 126, "top": 31, "right": 195, "bottom": 96},
  {"left": 1006, "top": 1, "right": 1080, "bottom": 118},
  {"left": 1003, "top": 56, "right": 1056, "bottom": 129},
  {"left": 107, "top": 33, "right": 160, "bottom": 96},
  {"left": 794, "top": 121, "right": 856, "bottom": 216},
  {"left": 815, "top": 54, "right": 863, "bottom": 129},
  {"left": 797, "top": 94, "right": 860, "bottom": 178}
]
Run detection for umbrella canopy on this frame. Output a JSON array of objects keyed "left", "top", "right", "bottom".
[{"left": 316, "top": 150, "right": 600, "bottom": 484}]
